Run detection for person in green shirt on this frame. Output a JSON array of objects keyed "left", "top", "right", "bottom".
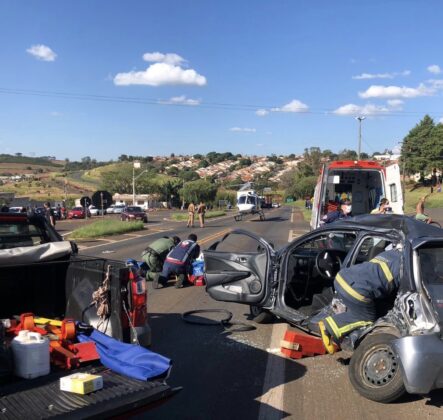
[{"left": 141, "top": 236, "right": 181, "bottom": 281}]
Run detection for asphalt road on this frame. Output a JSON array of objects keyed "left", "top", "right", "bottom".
[{"left": 61, "top": 207, "right": 443, "bottom": 419}]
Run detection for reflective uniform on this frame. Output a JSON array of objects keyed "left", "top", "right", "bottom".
[
  {"left": 141, "top": 237, "right": 176, "bottom": 281},
  {"left": 158, "top": 240, "right": 200, "bottom": 288},
  {"left": 321, "top": 249, "right": 402, "bottom": 343}
]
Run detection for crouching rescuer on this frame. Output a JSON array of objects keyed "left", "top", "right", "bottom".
[
  {"left": 141, "top": 236, "right": 181, "bottom": 281},
  {"left": 154, "top": 234, "right": 200, "bottom": 289},
  {"left": 319, "top": 247, "right": 402, "bottom": 354}
]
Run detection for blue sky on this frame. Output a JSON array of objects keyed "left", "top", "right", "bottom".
[{"left": 1, "top": 0, "right": 443, "bottom": 160}]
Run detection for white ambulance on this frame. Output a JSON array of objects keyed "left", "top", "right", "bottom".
[{"left": 310, "top": 160, "right": 403, "bottom": 229}]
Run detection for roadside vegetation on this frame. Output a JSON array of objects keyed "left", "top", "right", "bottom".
[
  {"left": 285, "top": 200, "right": 312, "bottom": 222},
  {"left": 69, "top": 220, "right": 144, "bottom": 239},
  {"left": 171, "top": 210, "right": 226, "bottom": 221}
]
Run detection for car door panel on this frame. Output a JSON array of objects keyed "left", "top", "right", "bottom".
[{"left": 204, "top": 230, "right": 273, "bottom": 305}]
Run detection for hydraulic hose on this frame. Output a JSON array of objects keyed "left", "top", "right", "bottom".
[{"left": 181, "top": 309, "right": 256, "bottom": 333}]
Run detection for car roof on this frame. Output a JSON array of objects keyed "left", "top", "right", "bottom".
[{"left": 325, "top": 214, "right": 443, "bottom": 242}]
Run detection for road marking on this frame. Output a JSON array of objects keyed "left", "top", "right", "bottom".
[
  {"left": 288, "top": 229, "right": 308, "bottom": 242},
  {"left": 258, "top": 322, "right": 288, "bottom": 420},
  {"left": 77, "top": 230, "right": 167, "bottom": 250},
  {"left": 199, "top": 228, "right": 232, "bottom": 245},
  {"left": 290, "top": 208, "right": 294, "bottom": 223}
]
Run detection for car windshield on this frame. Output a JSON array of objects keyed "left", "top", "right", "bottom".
[
  {"left": 127, "top": 207, "right": 142, "bottom": 212},
  {"left": 73, "top": 207, "right": 83, "bottom": 211}
]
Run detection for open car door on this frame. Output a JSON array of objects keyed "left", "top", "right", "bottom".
[
  {"left": 204, "top": 229, "right": 276, "bottom": 306},
  {"left": 385, "top": 163, "right": 404, "bottom": 214}
]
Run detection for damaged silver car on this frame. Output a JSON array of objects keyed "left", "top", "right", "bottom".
[{"left": 204, "top": 215, "right": 443, "bottom": 403}]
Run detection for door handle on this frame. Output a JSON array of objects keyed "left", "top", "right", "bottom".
[{"left": 237, "top": 257, "right": 248, "bottom": 263}]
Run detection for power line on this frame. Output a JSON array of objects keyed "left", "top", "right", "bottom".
[{"left": 0, "top": 86, "right": 442, "bottom": 117}]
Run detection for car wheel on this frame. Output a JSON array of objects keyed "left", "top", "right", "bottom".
[
  {"left": 249, "top": 305, "right": 274, "bottom": 324},
  {"left": 143, "top": 217, "right": 148, "bottom": 223},
  {"left": 349, "top": 333, "right": 406, "bottom": 403}
]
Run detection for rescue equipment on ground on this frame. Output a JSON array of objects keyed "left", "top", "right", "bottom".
[
  {"left": 280, "top": 328, "right": 339, "bottom": 359},
  {"left": 11, "top": 331, "right": 50, "bottom": 379},
  {"left": 188, "top": 260, "right": 205, "bottom": 286},
  {"left": 60, "top": 372, "right": 103, "bottom": 394},
  {"left": 78, "top": 329, "right": 171, "bottom": 381},
  {"left": 181, "top": 309, "right": 256, "bottom": 333}
]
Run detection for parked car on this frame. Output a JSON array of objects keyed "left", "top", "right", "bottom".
[
  {"left": 204, "top": 215, "right": 443, "bottom": 403},
  {"left": 272, "top": 202, "right": 280, "bottom": 208},
  {"left": 121, "top": 206, "right": 148, "bottom": 223},
  {"left": 67, "top": 206, "right": 91, "bottom": 219},
  {"left": 8, "top": 207, "right": 23, "bottom": 213},
  {"left": 89, "top": 205, "right": 105, "bottom": 216},
  {"left": 106, "top": 204, "right": 116, "bottom": 214},
  {"left": 0, "top": 212, "right": 174, "bottom": 416},
  {"left": 113, "top": 204, "right": 126, "bottom": 214}
]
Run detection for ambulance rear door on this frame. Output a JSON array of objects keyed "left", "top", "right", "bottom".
[
  {"left": 384, "top": 163, "right": 404, "bottom": 214},
  {"left": 310, "top": 164, "right": 326, "bottom": 230}
]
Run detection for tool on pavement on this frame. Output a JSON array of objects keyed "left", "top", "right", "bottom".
[{"left": 280, "top": 327, "right": 339, "bottom": 359}]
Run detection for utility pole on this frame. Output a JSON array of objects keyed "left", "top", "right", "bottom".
[
  {"left": 132, "top": 161, "right": 141, "bottom": 205},
  {"left": 355, "top": 116, "right": 366, "bottom": 160}
]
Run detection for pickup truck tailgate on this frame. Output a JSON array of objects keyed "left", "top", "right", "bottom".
[{"left": 0, "top": 366, "right": 173, "bottom": 419}]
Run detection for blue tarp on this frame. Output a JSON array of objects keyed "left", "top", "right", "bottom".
[{"left": 78, "top": 329, "right": 172, "bottom": 381}]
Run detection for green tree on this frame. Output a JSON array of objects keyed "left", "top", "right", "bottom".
[
  {"left": 182, "top": 179, "right": 218, "bottom": 203},
  {"left": 401, "top": 115, "right": 435, "bottom": 177}
]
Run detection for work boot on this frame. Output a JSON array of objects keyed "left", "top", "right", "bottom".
[
  {"left": 319, "top": 321, "right": 336, "bottom": 354},
  {"left": 153, "top": 274, "right": 166, "bottom": 289},
  {"left": 175, "top": 274, "right": 186, "bottom": 289}
]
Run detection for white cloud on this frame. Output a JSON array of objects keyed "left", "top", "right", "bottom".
[
  {"left": 256, "top": 109, "right": 269, "bottom": 117},
  {"left": 352, "top": 70, "right": 410, "bottom": 80},
  {"left": 142, "top": 52, "right": 186, "bottom": 66},
  {"left": 386, "top": 99, "right": 404, "bottom": 110},
  {"left": 160, "top": 95, "right": 201, "bottom": 106},
  {"left": 114, "top": 62, "right": 207, "bottom": 87},
  {"left": 229, "top": 127, "right": 256, "bottom": 133},
  {"left": 271, "top": 99, "right": 309, "bottom": 113},
  {"left": 359, "top": 83, "right": 434, "bottom": 99},
  {"left": 333, "top": 103, "right": 385, "bottom": 116},
  {"left": 439, "top": 117, "right": 443, "bottom": 124},
  {"left": 428, "top": 64, "right": 442, "bottom": 75},
  {"left": 427, "top": 79, "right": 443, "bottom": 89},
  {"left": 26, "top": 44, "right": 57, "bottom": 61},
  {"left": 333, "top": 98, "right": 406, "bottom": 116},
  {"left": 50, "top": 111, "right": 62, "bottom": 117}
]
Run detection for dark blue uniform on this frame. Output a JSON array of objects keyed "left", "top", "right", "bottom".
[
  {"left": 322, "top": 249, "right": 402, "bottom": 342},
  {"left": 158, "top": 239, "right": 200, "bottom": 288}
]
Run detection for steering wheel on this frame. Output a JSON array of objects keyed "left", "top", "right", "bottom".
[{"left": 315, "top": 249, "right": 345, "bottom": 280}]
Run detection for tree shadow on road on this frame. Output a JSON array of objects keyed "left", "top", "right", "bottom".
[{"left": 142, "top": 312, "right": 307, "bottom": 420}]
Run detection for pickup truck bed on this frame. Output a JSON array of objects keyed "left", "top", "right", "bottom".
[{"left": 0, "top": 365, "right": 173, "bottom": 419}]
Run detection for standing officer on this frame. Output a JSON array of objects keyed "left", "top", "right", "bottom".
[
  {"left": 319, "top": 247, "right": 402, "bottom": 353},
  {"left": 187, "top": 201, "right": 196, "bottom": 228},
  {"left": 141, "top": 236, "right": 181, "bottom": 281},
  {"left": 154, "top": 234, "right": 200, "bottom": 289}
]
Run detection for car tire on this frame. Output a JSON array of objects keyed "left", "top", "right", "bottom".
[
  {"left": 349, "top": 333, "right": 406, "bottom": 403},
  {"left": 143, "top": 217, "right": 148, "bottom": 223},
  {"left": 249, "top": 305, "right": 274, "bottom": 324}
]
